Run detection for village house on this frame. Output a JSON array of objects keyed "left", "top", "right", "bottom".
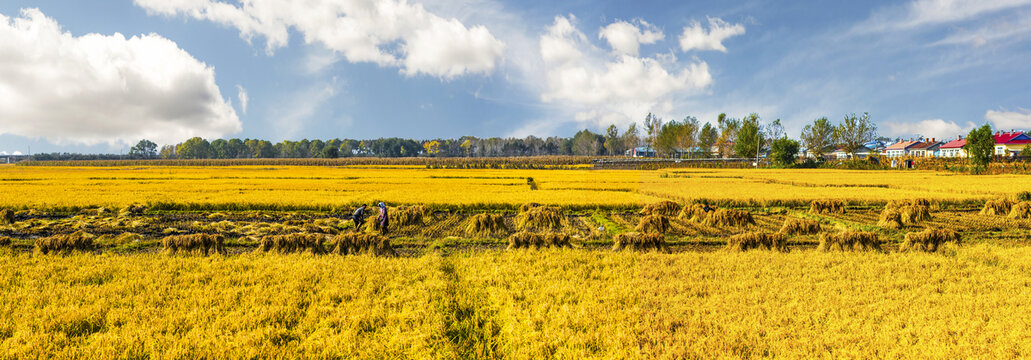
[
  {"left": 883, "top": 140, "right": 922, "bottom": 158},
  {"left": 938, "top": 136, "right": 967, "bottom": 158},
  {"left": 908, "top": 139, "right": 942, "bottom": 157},
  {"left": 994, "top": 131, "right": 1031, "bottom": 157},
  {"left": 833, "top": 146, "right": 873, "bottom": 159}
]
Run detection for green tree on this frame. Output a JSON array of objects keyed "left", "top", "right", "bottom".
[
  {"left": 644, "top": 113, "right": 662, "bottom": 153},
  {"left": 571, "top": 129, "right": 604, "bottom": 156},
  {"left": 176, "top": 137, "right": 211, "bottom": 159},
  {"left": 227, "top": 139, "right": 248, "bottom": 158},
  {"left": 622, "top": 123, "right": 640, "bottom": 155},
  {"left": 603, "top": 124, "right": 624, "bottom": 156},
  {"left": 128, "top": 139, "right": 157, "bottom": 158},
  {"left": 159, "top": 144, "right": 176, "bottom": 159},
  {"left": 834, "top": 112, "right": 877, "bottom": 158},
  {"left": 309, "top": 140, "right": 325, "bottom": 158},
  {"left": 678, "top": 116, "right": 699, "bottom": 158},
  {"left": 964, "top": 123, "right": 995, "bottom": 170},
  {"left": 321, "top": 146, "right": 339, "bottom": 159},
  {"left": 715, "top": 113, "right": 740, "bottom": 158},
  {"left": 801, "top": 117, "right": 835, "bottom": 159},
  {"left": 697, "top": 122, "right": 718, "bottom": 158},
  {"left": 734, "top": 113, "right": 764, "bottom": 159},
  {"left": 1023, "top": 144, "right": 1031, "bottom": 159},
  {"left": 209, "top": 139, "right": 230, "bottom": 159},
  {"left": 770, "top": 138, "right": 800, "bottom": 166},
  {"left": 654, "top": 121, "right": 683, "bottom": 157}
]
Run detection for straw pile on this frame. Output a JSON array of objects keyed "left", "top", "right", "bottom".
[
  {"left": 0, "top": 209, "right": 14, "bottom": 225},
  {"left": 635, "top": 215, "right": 671, "bottom": 234},
  {"left": 395, "top": 205, "right": 432, "bottom": 226},
  {"left": 980, "top": 198, "right": 1012, "bottom": 216},
  {"left": 328, "top": 233, "right": 395, "bottom": 256},
  {"left": 817, "top": 230, "right": 881, "bottom": 252},
  {"left": 780, "top": 218, "right": 821, "bottom": 235},
  {"left": 516, "top": 206, "right": 563, "bottom": 231},
  {"left": 642, "top": 201, "right": 681, "bottom": 217},
  {"left": 1008, "top": 201, "right": 1031, "bottom": 220},
  {"left": 725, "top": 232, "right": 786, "bottom": 252},
  {"left": 507, "top": 231, "right": 572, "bottom": 249},
  {"left": 809, "top": 199, "right": 845, "bottom": 214},
  {"left": 259, "top": 233, "right": 327, "bottom": 254},
  {"left": 465, "top": 213, "right": 508, "bottom": 237},
  {"left": 900, "top": 228, "right": 961, "bottom": 252},
  {"left": 703, "top": 209, "right": 755, "bottom": 227},
  {"left": 612, "top": 232, "right": 667, "bottom": 252},
  {"left": 879, "top": 200, "right": 932, "bottom": 228},
  {"left": 162, "top": 234, "right": 225, "bottom": 256},
  {"left": 678, "top": 203, "right": 710, "bottom": 222}
]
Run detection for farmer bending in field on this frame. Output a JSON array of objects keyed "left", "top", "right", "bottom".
[
  {"left": 378, "top": 202, "right": 389, "bottom": 235},
  {"left": 352, "top": 204, "right": 367, "bottom": 230}
]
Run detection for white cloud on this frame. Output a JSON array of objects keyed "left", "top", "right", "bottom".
[
  {"left": 884, "top": 119, "right": 975, "bottom": 139},
  {"left": 134, "top": 0, "right": 505, "bottom": 79},
  {"left": 985, "top": 108, "right": 1031, "bottom": 130},
  {"left": 0, "top": 9, "right": 240, "bottom": 147},
  {"left": 270, "top": 79, "right": 342, "bottom": 140},
  {"left": 858, "top": 0, "right": 1031, "bottom": 33},
  {"left": 599, "top": 19, "right": 664, "bottom": 56},
  {"left": 679, "top": 17, "right": 745, "bottom": 53},
  {"left": 236, "top": 85, "right": 249, "bottom": 115},
  {"left": 535, "top": 16, "right": 712, "bottom": 130}
]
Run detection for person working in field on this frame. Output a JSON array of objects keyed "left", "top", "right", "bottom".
[
  {"left": 352, "top": 204, "right": 367, "bottom": 230},
  {"left": 377, "top": 202, "right": 389, "bottom": 235}
]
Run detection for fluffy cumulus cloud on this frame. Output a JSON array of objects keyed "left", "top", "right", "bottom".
[
  {"left": 0, "top": 9, "right": 241, "bottom": 146},
  {"left": 679, "top": 17, "right": 745, "bottom": 53},
  {"left": 134, "top": 0, "right": 505, "bottom": 79},
  {"left": 598, "top": 19, "right": 663, "bottom": 56},
  {"left": 535, "top": 16, "right": 712, "bottom": 130},
  {"left": 985, "top": 108, "right": 1031, "bottom": 130},
  {"left": 884, "top": 119, "right": 975, "bottom": 139}
]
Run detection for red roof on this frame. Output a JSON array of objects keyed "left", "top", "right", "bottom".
[
  {"left": 995, "top": 132, "right": 1031, "bottom": 144},
  {"left": 885, "top": 140, "right": 920, "bottom": 150},
  {"left": 940, "top": 138, "right": 966, "bottom": 149}
]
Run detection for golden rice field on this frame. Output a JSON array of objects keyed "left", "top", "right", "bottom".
[
  {"left": 2, "top": 248, "right": 1030, "bottom": 358},
  {"left": 0, "top": 165, "right": 1027, "bottom": 211},
  {"left": 3, "top": 163, "right": 1031, "bottom": 358}
]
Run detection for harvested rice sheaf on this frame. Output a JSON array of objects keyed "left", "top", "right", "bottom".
[
  {"left": 118, "top": 203, "right": 147, "bottom": 217},
  {"left": 981, "top": 198, "right": 1013, "bottom": 216},
  {"left": 879, "top": 201, "right": 931, "bottom": 228},
  {"left": 465, "top": 213, "right": 508, "bottom": 237},
  {"left": 519, "top": 202, "right": 542, "bottom": 212},
  {"left": 162, "top": 234, "right": 225, "bottom": 256},
  {"left": 725, "top": 232, "right": 786, "bottom": 252},
  {"left": 258, "top": 233, "right": 327, "bottom": 254},
  {"left": 809, "top": 199, "right": 845, "bottom": 215},
  {"left": 328, "top": 233, "right": 395, "bottom": 256},
  {"left": 817, "top": 230, "right": 881, "bottom": 252},
  {"left": 878, "top": 208, "right": 903, "bottom": 229},
  {"left": 35, "top": 231, "right": 95, "bottom": 255},
  {"left": 612, "top": 232, "right": 667, "bottom": 252},
  {"left": 516, "top": 206, "right": 563, "bottom": 231},
  {"left": 394, "top": 205, "right": 432, "bottom": 226},
  {"left": 642, "top": 201, "right": 681, "bottom": 217},
  {"left": 899, "top": 205, "right": 931, "bottom": 224},
  {"left": 703, "top": 209, "right": 755, "bottom": 227},
  {"left": 507, "top": 231, "right": 571, "bottom": 249},
  {"left": 1008, "top": 201, "right": 1031, "bottom": 220},
  {"left": 0, "top": 209, "right": 14, "bottom": 225},
  {"left": 780, "top": 218, "right": 821, "bottom": 235},
  {"left": 678, "top": 203, "right": 710, "bottom": 222},
  {"left": 635, "top": 215, "right": 671, "bottom": 234},
  {"left": 901, "top": 228, "right": 961, "bottom": 252}
]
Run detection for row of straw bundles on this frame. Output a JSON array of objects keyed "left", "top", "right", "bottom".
[
  {"left": 516, "top": 206, "right": 563, "bottom": 231},
  {"left": 507, "top": 231, "right": 571, "bottom": 249},
  {"left": 809, "top": 199, "right": 845, "bottom": 214},
  {"left": 678, "top": 203, "right": 710, "bottom": 222},
  {"left": 394, "top": 205, "right": 432, "bottom": 226},
  {"left": 725, "top": 232, "right": 786, "bottom": 252},
  {"left": 703, "top": 209, "right": 755, "bottom": 227},
  {"left": 35, "top": 231, "right": 96, "bottom": 255},
  {"left": 978, "top": 198, "right": 1031, "bottom": 219},
  {"left": 642, "top": 200, "right": 681, "bottom": 217},
  {"left": 635, "top": 215, "right": 671, "bottom": 233},
  {"left": 780, "top": 218, "right": 821, "bottom": 235},
  {"left": 328, "top": 233, "right": 395, "bottom": 256},
  {"left": 162, "top": 234, "right": 225, "bottom": 255},
  {"left": 612, "top": 232, "right": 667, "bottom": 251},
  {"left": 901, "top": 228, "right": 961, "bottom": 252},
  {"left": 465, "top": 213, "right": 508, "bottom": 237},
  {"left": 818, "top": 231, "right": 881, "bottom": 252},
  {"left": 259, "top": 233, "right": 327, "bottom": 254}
]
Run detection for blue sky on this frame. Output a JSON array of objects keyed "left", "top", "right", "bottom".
[{"left": 1, "top": 0, "right": 1030, "bottom": 154}]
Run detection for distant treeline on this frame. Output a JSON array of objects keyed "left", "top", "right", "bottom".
[{"left": 18, "top": 156, "right": 605, "bottom": 169}]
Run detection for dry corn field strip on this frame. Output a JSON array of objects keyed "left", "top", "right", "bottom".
[{"left": 3, "top": 164, "right": 1031, "bottom": 358}]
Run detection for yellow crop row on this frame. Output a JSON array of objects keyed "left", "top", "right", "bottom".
[
  {"left": 0, "top": 166, "right": 1028, "bottom": 211},
  {"left": 2, "top": 246, "right": 1030, "bottom": 358}
]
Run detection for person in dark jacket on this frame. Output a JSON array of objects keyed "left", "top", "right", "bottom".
[
  {"left": 377, "top": 202, "right": 389, "bottom": 235},
  {"left": 352, "top": 204, "right": 367, "bottom": 230}
]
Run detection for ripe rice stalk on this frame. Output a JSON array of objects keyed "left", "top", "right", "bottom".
[
  {"left": 642, "top": 201, "right": 681, "bottom": 217},
  {"left": 878, "top": 208, "right": 903, "bottom": 229},
  {"left": 516, "top": 206, "right": 563, "bottom": 231},
  {"left": 0, "top": 209, "right": 14, "bottom": 225},
  {"left": 258, "top": 233, "right": 327, "bottom": 254},
  {"left": 703, "top": 209, "right": 755, "bottom": 228},
  {"left": 161, "top": 234, "right": 225, "bottom": 256},
  {"left": 95, "top": 232, "right": 144, "bottom": 247},
  {"left": 725, "top": 232, "right": 786, "bottom": 252},
  {"left": 981, "top": 198, "right": 1013, "bottom": 216},
  {"left": 901, "top": 228, "right": 961, "bottom": 252},
  {"left": 394, "top": 205, "right": 432, "bottom": 226},
  {"left": 1008, "top": 201, "right": 1031, "bottom": 220},
  {"left": 635, "top": 215, "right": 672, "bottom": 234},
  {"left": 518, "top": 202, "right": 542, "bottom": 212},
  {"left": 118, "top": 203, "right": 147, "bottom": 217},
  {"left": 612, "top": 232, "right": 667, "bottom": 252},
  {"left": 465, "top": 213, "right": 508, "bottom": 237},
  {"left": 809, "top": 199, "right": 845, "bottom": 215},
  {"left": 817, "top": 230, "right": 881, "bottom": 252},
  {"left": 328, "top": 233, "right": 395, "bottom": 256},
  {"left": 35, "top": 231, "right": 95, "bottom": 255},
  {"left": 507, "top": 231, "right": 572, "bottom": 249},
  {"left": 678, "top": 203, "right": 710, "bottom": 222},
  {"left": 780, "top": 218, "right": 821, "bottom": 235}
]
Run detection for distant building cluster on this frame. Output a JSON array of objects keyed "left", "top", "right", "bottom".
[{"left": 844, "top": 130, "right": 1030, "bottom": 159}]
